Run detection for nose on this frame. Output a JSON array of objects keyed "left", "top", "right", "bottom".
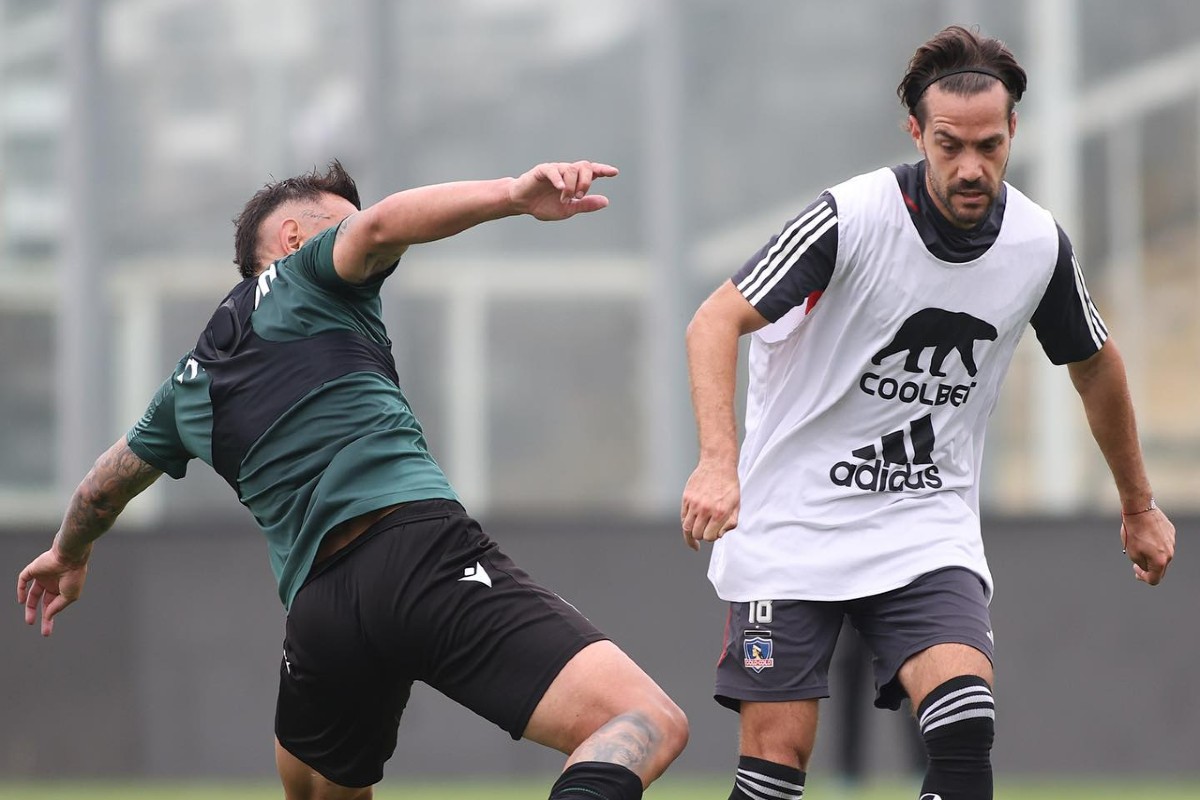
[{"left": 958, "top": 154, "right": 984, "bottom": 184}]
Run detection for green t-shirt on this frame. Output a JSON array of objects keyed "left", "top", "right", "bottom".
[{"left": 127, "top": 227, "right": 458, "bottom": 608}]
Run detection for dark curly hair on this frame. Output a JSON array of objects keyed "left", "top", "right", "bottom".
[
  {"left": 232, "top": 160, "right": 361, "bottom": 278},
  {"left": 897, "top": 25, "right": 1027, "bottom": 129}
]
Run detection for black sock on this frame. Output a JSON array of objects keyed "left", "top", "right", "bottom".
[
  {"left": 729, "top": 755, "right": 805, "bottom": 800},
  {"left": 917, "top": 675, "right": 995, "bottom": 800},
  {"left": 548, "top": 760, "right": 643, "bottom": 800}
]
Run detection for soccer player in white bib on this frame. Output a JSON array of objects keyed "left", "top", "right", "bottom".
[{"left": 681, "top": 25, "right": 1176, "bottom": 800}]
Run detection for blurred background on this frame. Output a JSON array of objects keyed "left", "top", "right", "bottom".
[{"left": 1, "top": 0, "right": 1197, "bottom": 794}]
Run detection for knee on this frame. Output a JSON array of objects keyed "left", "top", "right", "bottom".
[
  {"left": 918, "top": 675, "right": 995, "bottom": 761},
  {"left": 655, "top": 695, "right": 690, "bottom": 760},
  {"left": 607, "top": 688, "right": 689, "bottom": 762},
  {"left": 739, "top": 703, "right": 818, "bottom": 770}
]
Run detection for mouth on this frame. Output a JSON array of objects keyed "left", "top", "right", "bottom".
[{"left": 954, "top": 190, "right": 989, "bottom": 205}]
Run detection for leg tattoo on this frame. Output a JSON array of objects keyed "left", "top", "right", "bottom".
[{"left": 572, "top": 711, "right": 661, "bottom": 773}]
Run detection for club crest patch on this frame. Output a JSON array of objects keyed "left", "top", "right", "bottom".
[{"left": 743, "top": 631, "right": 774, "bottom": 673}]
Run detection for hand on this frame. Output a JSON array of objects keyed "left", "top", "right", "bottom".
[
  {"left": 680, "top": 460, "right": 741, "bottom": 551},
  {"left": 16, "top": 545, "right": 89, "bottom": 637},
  {"left": 1120, "top": 507, "right": 1175, "bottom": 586},
  {"left": 510, "top": 161, "right": 619, "bottom": 221}
]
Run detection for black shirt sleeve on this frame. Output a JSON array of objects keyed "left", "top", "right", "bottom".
[
  {"left": 732, "top": 192, "right": 838, "bottom": 323},
  {"left": 1030, "top": 224, "right": 1109, "bottom": 364}
]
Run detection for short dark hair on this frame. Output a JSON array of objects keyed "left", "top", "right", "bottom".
[
  {"left": 232, "top": 159, "right": 362, "bottom": 278},
  {"left": 897, "top": 25, "right": 1028, "bottom": 128}
]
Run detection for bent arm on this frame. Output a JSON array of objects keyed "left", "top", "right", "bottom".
[
  {"left": 332, "top": 161, "right": 618, "bottom": 284},
  {"left": 17, "top": 438, "right": 162, "bottom": 635},
  {"left": 687, "top": 281, "right": 768, "bottom": 467},
  {"left": 1067, "top": 340, "right": 1150, "bottom": 509},
  {"left": 1067, "top": 340, "right": 1175, "bottom": 584},
  {"left": 680, "top": 281, "right": 768, "bottom": 547},
  {"left": 53, "top": 437, "right": 163, "bottom": 563}
]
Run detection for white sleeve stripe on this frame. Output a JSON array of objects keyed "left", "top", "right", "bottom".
[
  {"left": 736, "top": 768, "right": 805, "bottom": 793},
  {"left": 746, "top": 215, "right": 838, "bottom": 307},
  {"left": 737, "top": 203, "right": 833, "bottom": 296},
  {"left": 736, "top": 202, "right": 830, "bottom": 293},
  {"left": 1076, "top": 254, "right": 1108, "bottom": 338},
  {"left": 918, "top": 685, "right": 992, "bottom": 727},
  {"left": 739, "top": 205, "right": 834, "bottom": 300},
  {"left": 921, "top": 707, "right": 996, "bottom": 735},
  {"left": 1070, "top": 253, "right": 1108, "bottom": 346}
]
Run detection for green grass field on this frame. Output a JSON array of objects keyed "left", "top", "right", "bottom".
[{"left": 1, "top": 776, "right": 1199, "bottom": 800}]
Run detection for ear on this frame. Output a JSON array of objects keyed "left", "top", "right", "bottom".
[
  {"left": 1008, "top": 110, "right": 1018, "bottom": 139},
  {"left": 907, "top": 115, "right": 924, "bottom": 154},
  {"left": 280, "top": 218, "right": 303, "bottom": 254}
]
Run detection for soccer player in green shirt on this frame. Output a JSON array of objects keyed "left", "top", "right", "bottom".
[{"left": 18, "top": 159, "right": 688, "bottom": 800}]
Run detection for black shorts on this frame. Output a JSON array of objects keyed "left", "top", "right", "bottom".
[
  {"left": 275, "top": 499, "right": 607, "bottom": 788},
  {"left": 714, "top": 567, "right": 994, "bottom": 712}
]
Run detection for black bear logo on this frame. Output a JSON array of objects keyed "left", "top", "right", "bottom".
[{"left": 871, "top": 308, "right": 997, "bottom": 377}]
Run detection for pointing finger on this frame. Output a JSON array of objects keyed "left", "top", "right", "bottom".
[{"left": 589, "top": 162, "right": 619, "bottom": 178}]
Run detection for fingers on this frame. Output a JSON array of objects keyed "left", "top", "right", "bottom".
[
  {"left": 1121, "top": 514, "right": 1174, "bottom": 587},
  {"left": 41, "top": 592, "right": 72, "bottom": 637},
  {"left": 1133, "top": 554, "right": 1170, "bottom": 586},
  {"left": 681, "top": 528, "right": 699, "bottom": 552},
  {"left": 1133, "top": 563, "right": 1161, "bottom": 586},
  {"left": 681, "top": 503, "right": 700, "bottom": 551},
  {"left": 24, "top": 580, "right": 44, "bottom": 626},
  {"left": 680, "top": 502, "right": 737, "bottom": 547},
  {"left": 563, "top": 195, "right": 609, "bottom": 215},
  {"left": 17, "top": 567, "right": 29, "bottom": 604},
  {"left": 536, "top": 161, "right": 618, "bottom": 202}
]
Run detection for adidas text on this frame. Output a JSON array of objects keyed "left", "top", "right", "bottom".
[{"left": 829, "top": 460, "right": 943, "bottom": 492}]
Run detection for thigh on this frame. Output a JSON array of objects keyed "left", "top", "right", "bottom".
[
  {"left": 849, "top": 567, "right": 994, "bottom": 711},
  {"left": 275, "top": 557, "right": 414, "bottom": 790},
  {"left": 274, "top": 501, "right": 460, "bottom": 789},
  {"left": 410, "top": 514, "right": 609, "bottom": 741},
  {"left": 714, "top": 599, "right": 845, "bottom": 710}
]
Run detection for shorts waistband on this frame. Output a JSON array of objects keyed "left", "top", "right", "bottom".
[{"left": 307, "top": 498, "right": 466, "bottom": 585}]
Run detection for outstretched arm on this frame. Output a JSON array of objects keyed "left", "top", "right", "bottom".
[
  {"left": 17, "top": 437, "right": 162, "bottom": 635},
  {"left": 680, "top": 281, "right": 768, "bottom": 551},
  {"left": 332, "top": 160, "right": 619, "bottom": 284},
  {"left": 1067, "top": 340, "right": 1175, "bottom": 585}
]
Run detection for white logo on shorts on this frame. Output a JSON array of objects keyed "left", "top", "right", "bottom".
[
  {"left": 920, "top": 794, "right": 944, "bottom": 800},
  {"left": 458, "top": 562, "right": 493, "bottom": 588}
]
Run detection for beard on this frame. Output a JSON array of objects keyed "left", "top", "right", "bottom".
[{"left": 929, "top": 175, "right": 997, "bottom": 228}]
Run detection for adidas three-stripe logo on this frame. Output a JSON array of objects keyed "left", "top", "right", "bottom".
[
  {"left": 852, "top": 413, "right": 935, "bottom": 464},
  {"left": 829, "top": 413, "right": 943, "bottom": 492}
]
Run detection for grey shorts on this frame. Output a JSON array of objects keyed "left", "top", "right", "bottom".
[{"left": 714, "top": 567, "right": 994, "bottom": 712}]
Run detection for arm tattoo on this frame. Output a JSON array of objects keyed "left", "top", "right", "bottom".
[
  {"left": 573, "top": 711, "right": 661, "bottom": 772},
  {"left": 55, "top": 440, "right": 162, "bottom": 561}
]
